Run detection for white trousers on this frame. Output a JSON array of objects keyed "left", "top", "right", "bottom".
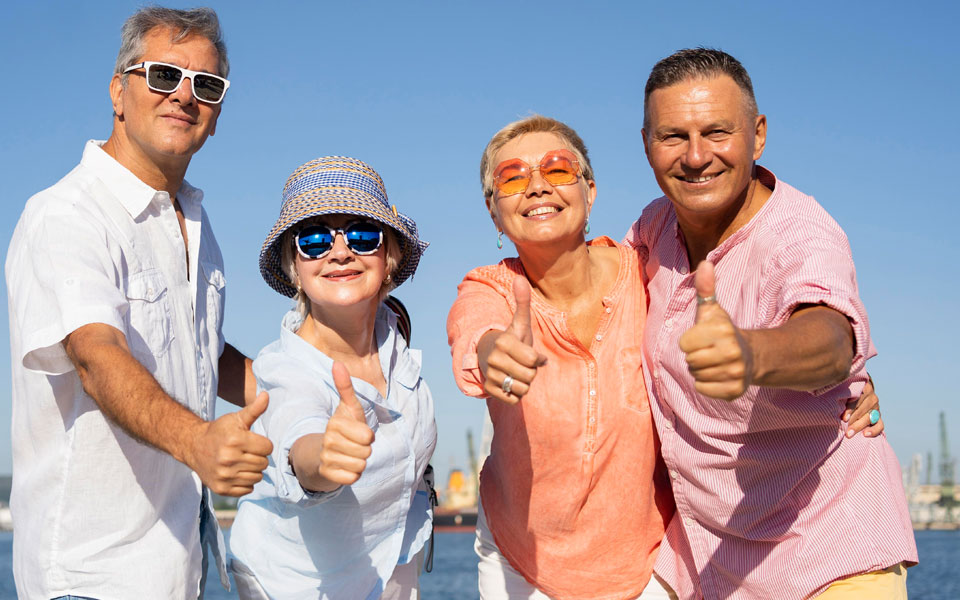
[
  {"left": 474, "top": 506, "right": 677, "bottom": 600},
  {"left": 229, "top": 552, "right": 421, "bottom": 600}
]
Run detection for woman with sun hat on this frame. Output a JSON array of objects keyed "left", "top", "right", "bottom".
[{"left": 228, "top": 156, "right": 435, "bottom": 600}]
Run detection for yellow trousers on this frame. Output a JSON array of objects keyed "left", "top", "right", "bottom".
[{"left": 817, "top": 563, "right": 908, "bottom": 599}]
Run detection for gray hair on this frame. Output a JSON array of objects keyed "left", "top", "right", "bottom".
[
  {"left": 114, "top": 6, "right": 229, "bottom": 77},
  {"left": 643, "top": 48, "right": 757, "bottom": 128}
]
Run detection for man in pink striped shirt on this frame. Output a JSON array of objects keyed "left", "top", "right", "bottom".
[{"left": 624, "top": 49, "right": 917, "bottom": 599}]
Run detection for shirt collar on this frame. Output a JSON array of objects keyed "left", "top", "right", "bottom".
[
  {"left": 80, "top": 140, "right": 204, "bottom": 218},
  {"left": 670, "top": 165, "right": 782, "bottom": 263}
]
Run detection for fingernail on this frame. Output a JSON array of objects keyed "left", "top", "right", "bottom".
[
  {"left": 864, "top": 431, "right": 872, "bottom": 437},
  {"left": 846, "top": 429, "right": 854, "bottom": 438}
]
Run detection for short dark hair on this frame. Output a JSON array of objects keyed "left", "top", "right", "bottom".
[{"left": 643, "top": 48, "right": 757, "bottom": 128}]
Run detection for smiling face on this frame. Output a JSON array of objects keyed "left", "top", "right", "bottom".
[
  {"left": 109, "top": 26, "right": 222, "bottom": 169},
  {"left": 486, "top": 132, "right": 596, "bottom": 250},
  {"left": 642, "top": 75, "right": 767, "bottom": 224},
  {"left": 294, "top": 215, "right": 388, "bottom": 315}
]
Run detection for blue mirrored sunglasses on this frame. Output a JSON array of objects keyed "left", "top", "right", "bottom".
[{"left": 295, "top": 221, "right": 384, "bottom": 259}]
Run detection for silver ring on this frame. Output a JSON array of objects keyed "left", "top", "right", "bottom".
[
  {"left": 502, "top": 376, "right": 514, "bottom": 395},
  {"left": 696, "top": 295, "right": 717, "bottom": 306}
]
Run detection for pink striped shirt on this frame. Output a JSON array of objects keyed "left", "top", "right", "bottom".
[{"left": 624, "top": 167, "right": 917, "bottom": 600}]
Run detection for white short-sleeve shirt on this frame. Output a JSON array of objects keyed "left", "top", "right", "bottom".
[{"left": 5, "top": 141, "right": 228, "bottom": 599}]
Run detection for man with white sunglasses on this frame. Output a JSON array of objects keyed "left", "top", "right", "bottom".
[{"left": 5, "top": 6, "right": 272, "bottom": 599}]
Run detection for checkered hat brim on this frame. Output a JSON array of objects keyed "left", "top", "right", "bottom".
[{"left": 259, "top": 156, "right": 428, "bottom": 298}]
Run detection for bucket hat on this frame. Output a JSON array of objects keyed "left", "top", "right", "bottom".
[{"left": 259, "top": 156, "right": 428, "bottom": 298}]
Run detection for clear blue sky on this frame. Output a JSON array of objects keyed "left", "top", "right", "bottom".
[{"left": 1, "top": 0, "right": 957, "bottom": 489}]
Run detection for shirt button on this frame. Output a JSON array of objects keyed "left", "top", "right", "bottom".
[
  {"left": 589, "top": 389, "right": 596, "bottom": 396},
  {"left": 680, "top": 265, "right": 688, "bottom": 275},
  {"left": 665, "top": 318, "right": 674, "bottom": 329},
  {"left": 664, "top": 419, "right": 673, "bottom": 430},
  {"left": 671, "top": 470, "right": 679, "bottom": 480},
  {"left": 684, "top": 517, "right": 695, "bottom": 527},
  {"left": 589, "top": 417, "right": 596, "bottom": 424},
  {"left": 595, "top": 334, "right": 602, "bottom": 341},
  {"left": 147, "top": 288, "right": 155, "bottom": 296},
  {"left": 605, "top": 307, "right": 612, "bottom": 314}
]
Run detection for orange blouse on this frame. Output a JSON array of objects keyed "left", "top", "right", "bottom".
[{"left": 447, "top": 237, "right": 674, "bottom": 600}]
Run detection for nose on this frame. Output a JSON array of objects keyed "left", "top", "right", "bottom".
[
  {"left": 525, "top": 167, "right": 552, "bottom": 197},
  {"left": 327, "top": 232, "right": 353, "bottom": 260},
  {"left": 169, "top": 75, "right": 196, "bottom": 105},
  {"left": 682, "top": 134, "right": 711, "bottom": 170}
]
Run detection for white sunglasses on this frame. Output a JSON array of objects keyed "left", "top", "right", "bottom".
[{"left": 122, "top": 61, "right": 230, "bottom": 104}]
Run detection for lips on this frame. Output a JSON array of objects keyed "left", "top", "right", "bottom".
[
  {"left": 522, "top": 203, "right": 562, "bottom": 218},
  {"left": 678, "top": 172, "right": 721, "bottom": 184},
  {"left": 161, "top": 112, "right": 197, "bottom": 125},
  {"left": 323, "top": 269, "right": 362, "bottom": 280}
]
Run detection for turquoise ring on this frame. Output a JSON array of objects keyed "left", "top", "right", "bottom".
[{"left": 869, "top": 409, "right": 880, "bottom": 426}]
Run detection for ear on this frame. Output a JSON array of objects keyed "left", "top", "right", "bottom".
[
  {"left": 109, "top": 73, "right": 125, "bottom": 118},
  {"left": 753, "top": 114, "right": 767, "bottom": 161},
  {"left": 641, "top": 128, "right": 653, "bottom": 166},
  {"left": 585, "top": 179, "right": 597, "bottom": 214},
  {"left": 484, "top": 194, "right": 501, "bottom": 230}
]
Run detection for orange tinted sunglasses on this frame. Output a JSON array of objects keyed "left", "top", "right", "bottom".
[{"left": 492, "top": 149, "right": 581, "bottom": 196}]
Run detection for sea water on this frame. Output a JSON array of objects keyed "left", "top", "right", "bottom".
[{"left": 0, "top": 530, "right": 956, "bottom": 599}]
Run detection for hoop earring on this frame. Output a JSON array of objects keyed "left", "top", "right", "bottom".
[{"left": 497, "top": 231, "right": 503, "bottom": 250}]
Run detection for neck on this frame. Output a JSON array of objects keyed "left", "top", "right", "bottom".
[
  {"left": 676, "top": 172, "right": 772, "bottom": 267},
  {"left": 516, "top": 235, "right": 602, "bottom": 304},
  {"left": 101, "top": 126, "right": 189, "bottom": 197},
  {"left": 297, "top": 300, "right": 380, "bottom": 361}
]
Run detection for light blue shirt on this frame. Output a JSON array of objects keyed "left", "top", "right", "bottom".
[{"left": 229, "top": 306, "right": 437, "bottom": 599}]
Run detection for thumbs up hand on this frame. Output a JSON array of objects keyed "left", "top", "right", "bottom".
[
  {"left": 678, "top": 261, "right": 755, "bottom": 401},
  {"left": 315, "top": 362, "right": 375, "bottom": 487},
  {"left": 188, "top": 390, "right": 274, "bottom": 496},
  {"left": 478, "top": 276, "right": 548, "bottom": 405}
]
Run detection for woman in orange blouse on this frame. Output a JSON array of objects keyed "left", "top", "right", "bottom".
[
  {"left": 446, "top": 115, "right": 882, "bottom": 600},
  {"left": 447, "top": 115, "right": 676, "bottom": 600}
]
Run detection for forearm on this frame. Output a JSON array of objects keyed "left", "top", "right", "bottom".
[
  {"left": 218, "top": 342, "right": 256, "bottom": 407},
  {"left": 289, "top": 433, "right": 340, "bottom": 493},
  {"left": 745, "top": 305, "right": 855, "bottom": 390},
  {"left": 65, "top": 327, "right": 205, "bottom": 465}
]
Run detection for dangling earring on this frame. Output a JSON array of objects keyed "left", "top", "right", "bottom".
[
  {"left": 497, "top": 230, "right": 503, "bottom": 250},
  {"left": 383, "top": 273, "right": 392, "bottom": 285},
  {"left": 584, "top": 219, "right": 591, "bottom": 235},
  {"left": 295, "top": 278, "right": 302, "bottom": 294}
]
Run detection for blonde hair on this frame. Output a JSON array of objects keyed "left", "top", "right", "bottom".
[
  {"left": 281, "top": 220, "right": 403, "bottom": 320},
  {"left": 480, "top": 115, "right": 595, "bottom": 199}
]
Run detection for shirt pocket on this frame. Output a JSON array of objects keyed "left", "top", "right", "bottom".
[
  {"left": 123, "top": 268, "right": 174, "bottom": 361},
  {"left": 618, "top": 346, "right": 650, "bottom": 413}
]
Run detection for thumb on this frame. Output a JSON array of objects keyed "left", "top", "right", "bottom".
[
  {"left": 694, "top": 260, "right": 718, "bottom": 322},
  {"left": 508, "top": 276, "right": 533, "bottom": 342},
  {"left": 237, "top": 390, "right": 269, "bottom": 430},
  {"left": 332, "top": 361, "right": 365, "bottom": 422}
]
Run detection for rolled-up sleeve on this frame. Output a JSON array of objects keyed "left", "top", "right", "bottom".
[
  {"left": 446, "top": 270, "right": 514, "bottom": 398},
  {"left": 770, "top": 234, "right": 874, "bottom": 379},
  {"left": 11, "top": 204, "right": 126, "bottom": 375},
  {"left": 254, "top": 355, "right": 341, "bottom": 507}
]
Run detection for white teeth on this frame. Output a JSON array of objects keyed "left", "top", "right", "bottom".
[
  {"left": 684, "top": 175, "right": 717, "bottom": 183},
  {"left": 526, "top": 206, "right": 559, "bottom": 217}
]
